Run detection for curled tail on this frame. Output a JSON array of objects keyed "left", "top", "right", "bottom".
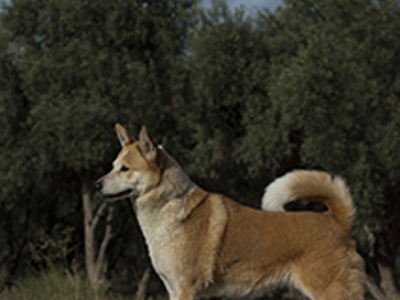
[{"left": 262, "top": 170, "right": 355, "bottom": 232}]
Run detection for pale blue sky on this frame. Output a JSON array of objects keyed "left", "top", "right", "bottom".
[
  {"left": 0, "top": 0, "right": 283, "bottom": 13},
  {"left": 202, "top": 0, "right": 283, "bottom": 12}
]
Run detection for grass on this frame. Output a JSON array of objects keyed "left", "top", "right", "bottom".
[{"left": 0, "top": 268, "right": 126, "bottom": 300}]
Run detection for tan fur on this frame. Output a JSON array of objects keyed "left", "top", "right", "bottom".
[
  {"left": 262, "top": 170, "right": 355, "bottom": 232},
  {"left": 95, "top": 125, "right": 365, "bottom": 300}
]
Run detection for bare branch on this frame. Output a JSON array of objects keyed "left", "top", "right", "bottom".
[
  {"left": 135, "top": 267, "right": 151, "bottom": 300},
  {"left": 96, "top": 206, "right": 114, "bottom": 273},
  {"left": 82, "top": 182, "right": 93, "bottom": 223},
  {"left": 377, "top": 262, "right": 400, "bottom": 300},
  {"left": 92, "top": 202, "right": 107, "bottom": 230},
  {"left": 366, "top": 277, "right": 387, "bottom": 300},
  {"left": 363, "top": 224, "right": 375, "bottom": 257},
  {"left": 82, "top": 181, "right": 95, "bottom": 282},
  {"left": 363, "top": 224, "right": 400, "bottom": 300}
]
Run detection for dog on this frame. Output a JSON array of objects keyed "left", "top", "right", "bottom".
[{"left": 95, "top": 124, "right": 365, "bottom": 300}]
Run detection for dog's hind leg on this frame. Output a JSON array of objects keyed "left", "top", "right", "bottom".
[
  {"left": 294, "top": 252, "right": 365, "bottom": 300},
  {"left": 315, "top": 280, "right": 364, "bottom": 300},
  {"left": 333, "top": 254, "right": 365, "bottom": 300},
  {"left": 294, "top": 272, "right": 365, "bottom": 300},
  {"left": 294, "top": 276, "right": 349, "bottom": 300},
  {"left": 319, "top": 250, "right": 365, "bottom": 300}
]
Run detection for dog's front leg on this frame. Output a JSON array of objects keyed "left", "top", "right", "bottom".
[
  {"left": 170, "top": 290, "right": 197, "bottom": 300},
  {"left": 165, "top": 285, "right": 197, "bottom": 300},
  {"left": 158, "top": 273, "right": 197, "bottom": 300}
]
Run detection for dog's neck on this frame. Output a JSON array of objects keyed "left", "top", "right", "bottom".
[
  {"left": 135, "top": 148, "right": 198, "bottom": 215},
  {"left": 159, "top": 148, "right": 196, "bottom": 195}
]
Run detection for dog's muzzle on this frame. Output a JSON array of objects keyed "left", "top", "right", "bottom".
[{"left": 94, "top": 178, "right": 134, "bottom": 201}]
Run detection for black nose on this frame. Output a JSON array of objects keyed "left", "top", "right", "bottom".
[{"left": 94, "top": 180, "right": 102, "bottom": 191}]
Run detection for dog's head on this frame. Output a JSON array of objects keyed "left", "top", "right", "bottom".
[{"left": 95, "top": 124, "right": 161, "bottom": 202}]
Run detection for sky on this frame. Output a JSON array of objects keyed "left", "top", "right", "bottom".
[
  {"left": 0, "top": 0, "right": 283, "bottom": 14},
  {"left": 202, "top": 0, "right": 283, "bottom": 13}
]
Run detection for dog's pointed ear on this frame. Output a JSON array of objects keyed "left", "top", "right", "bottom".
[
  {"left": 115, "top": 124, "right": 135, "bottom": 147},
  {"left": 139, "top": 126, "right": 157, "bottom": 163}
]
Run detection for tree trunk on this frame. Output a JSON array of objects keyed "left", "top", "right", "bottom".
[
  {"left": 366, "top": 262, "right": 400, "bottom": 300},
  {"left": 135, "top": 267, "right": 151, "bottom": 300},
  {"left": 364, "top": 225, "right": 400, "bottom": 300},
  {"left": 82, "top": 179, "right": 113, "bottom": 290}
]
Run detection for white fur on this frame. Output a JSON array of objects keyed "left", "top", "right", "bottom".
[
  {"left": 262, "top": 171, "right": 354, "bottom": 215},
  {"left": 261, "top": 173, "right": 294, "bottom": 211},
  {"left": 101, "top": 170, "right": 139, "bottom": 196},
  {"left": 113, "top": 150, "right": 128, "bottom": 167},
  {"left": 136, "top": 187, "right": 197, "bottom": 299}
]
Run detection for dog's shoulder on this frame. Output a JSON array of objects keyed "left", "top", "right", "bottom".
[{"left": 182, "top": 188, "right": 228, "bottom": 222}]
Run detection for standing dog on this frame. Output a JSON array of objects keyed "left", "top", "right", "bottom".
[{"left": 95, "top": 125, "right": 365, "bottom": 300}]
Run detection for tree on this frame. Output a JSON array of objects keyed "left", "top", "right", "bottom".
[
  {"left": 2, "top": 0, "right": 399, "bottom": 299},
  {"left": 238, "top": 0, "right": 400, "bottom": 298},
  {"left": 0, "top": 0, "right": 197, "bottom": 290},
  {"left": 177, "top": 0, "right": 273, "bottom": 203},
  {"left": 0, "top": 24, "right": 33, "bottom": 281}
]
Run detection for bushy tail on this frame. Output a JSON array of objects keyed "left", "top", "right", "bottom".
[{"left": 262, "top": 170, "right": 355, "bottom": 232}]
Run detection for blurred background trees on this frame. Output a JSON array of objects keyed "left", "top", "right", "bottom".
[{"left": 1, "top": 0, "right": 400, "bottom": 299}]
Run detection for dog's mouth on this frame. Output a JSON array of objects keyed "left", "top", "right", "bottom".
[{"left": 102, "top": 189, "right": 134, "bottom": 202}]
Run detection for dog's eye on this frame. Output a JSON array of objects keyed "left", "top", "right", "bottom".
[{"left": 120, "top": 166, "right": 130, "bottom": 172}]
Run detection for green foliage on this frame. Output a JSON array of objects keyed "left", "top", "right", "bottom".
[
  {"left": 0, "top": 0, "right": 198, "bottom": 289},
  {"left": 265, "top": 0, "right": 400, "bottom": 235},
  {"left": 2, "top": 0, "right": 197, "bottom": 173},
  {"left": 181, "top": 0, "right": 400, "bottom": 294},
  {"left": 1, "top": 0, "right": 400, "bottom": 298},
  {"left": 29, "top": 226, "right": 75, "bottom": 269},
  {"left": 174, "top": 0, "right": 274, "bottom": 201},
  {"left": 248, "top": 1, "right": 400, "bottom": 287}
]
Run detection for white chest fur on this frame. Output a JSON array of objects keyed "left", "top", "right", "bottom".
[{"left": 136, "top": 198, "right": 187, "bottom": 294}]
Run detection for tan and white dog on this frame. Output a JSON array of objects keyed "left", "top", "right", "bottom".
[{"left": 95, "top": 125, "right": 365, "bottom": 300}]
